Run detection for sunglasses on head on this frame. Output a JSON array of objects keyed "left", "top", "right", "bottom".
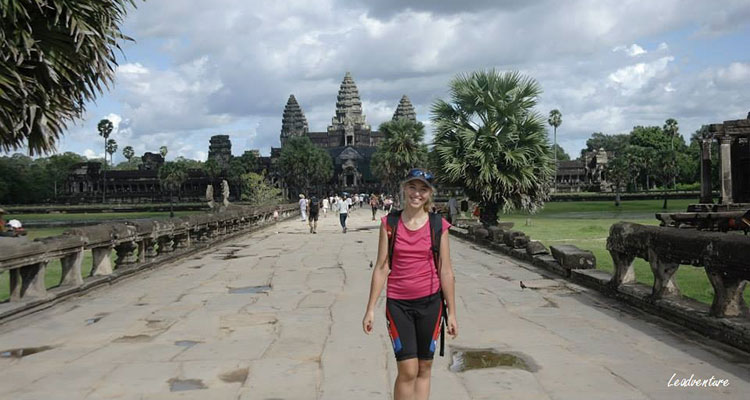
[{"left": 406, "top": 168, "right": 434, "bottom": 183}]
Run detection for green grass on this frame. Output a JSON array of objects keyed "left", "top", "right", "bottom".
[{"left": 493, "top": 199, "right": 748, "bottom": 305}]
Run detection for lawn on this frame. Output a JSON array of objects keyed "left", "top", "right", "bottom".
[
  {"left": 8, "top": 210, "right": 200, "bottom": 222},
  {"left": 492, "top": 199, "right": 748, "bottom": 305}
]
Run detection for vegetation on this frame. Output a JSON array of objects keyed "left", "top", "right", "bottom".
[
  {"left": 240, "top": 172, "right": 282, "bottom": 206},
  {"left": 277, "top": 136, "right": 333, "bottom": 195},
  {"left": 547, "top": 109, "right": 563, "bottom": 176},
  {"left": 0, "top": 0, "right": 137, "bottom": 154},
  {"left": 159, "top": 161, "right": 189, "bottom": 217},
  {"left": 431, "top": 69, "right": 554, "bottom": 226},
  {"left": 0, "top": 152, "right": 85, "bottom": 203},
  {"left": 371, "top": 118, "right": 429, "bottom": 195}
]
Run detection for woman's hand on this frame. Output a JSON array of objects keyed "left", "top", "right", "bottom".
[
  {"left": 362, "top": 310, "right": 375, "bottom": 334},
  {"left": 447, "top": 314, "right": 458, "bottom": 339}
]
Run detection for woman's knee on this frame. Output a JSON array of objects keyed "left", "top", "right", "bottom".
[
  {"left": 397, "top": 359, "right": 419, "bottom": 381},
  {"left": 417, "top": 360, "right": 433, "bottom": 378}
]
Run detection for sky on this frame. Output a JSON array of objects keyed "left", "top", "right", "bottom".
[{"left": 28, "top": 0, "right": 750, "bottom": 163}]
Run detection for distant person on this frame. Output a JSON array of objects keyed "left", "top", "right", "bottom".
[
  {"left": 384, "top": 196, "right": 393, "bottom": 213},
  {"left": 362, "top": 168, "right": 457, "bottom": 400},
  {"left": 299, "top": 194, "right": 307, "bottom": 221},
  {"left": 447, "top": 196, "right": 458, "bottom": 224},
  {"left": 0, "top": 207, "right": 6, "bottom": 235},
  {"left": 370, "top": 195, "right": 380, "bottom": 221},
  {"left": 308, "top": 196, "right": 320, "bottom": 234},
  {"left": 338, "top": 194, "right": 349, "bottom": 233},
  {"left": 322, "top": 197, "right": 330, "bottom": 218},
  {"left": 359, "top": 194, "right": 364, "bottom": 208}
]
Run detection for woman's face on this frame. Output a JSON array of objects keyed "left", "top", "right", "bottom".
[{"left": 403, "top": 179, "right": 432, "bottom": 209}]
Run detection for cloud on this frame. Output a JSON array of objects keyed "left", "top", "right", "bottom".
[{"left": 40, "top": 0, "right": 750, "bottom": 161}]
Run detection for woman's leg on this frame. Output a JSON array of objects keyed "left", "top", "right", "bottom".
[
  {"left": 394, "top": 359, "right": 419, "bottom": 400},
  {"left": 415, "top": 359, "right": 433, "bottom": 400}
]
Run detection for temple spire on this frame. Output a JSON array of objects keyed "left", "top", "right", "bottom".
[
  {"left": 392, "top": 95, "right": 416, "bottom": 122},
  {"left": 280, "top": 94, "right": 308, "bottom": 146},
  {"left": 332, "top": 72, "right": 367, "bottom": 126}
]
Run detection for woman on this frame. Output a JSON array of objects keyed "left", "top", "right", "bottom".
[{"left": 362, "top": 168, "right": 458, "bottom": 400}]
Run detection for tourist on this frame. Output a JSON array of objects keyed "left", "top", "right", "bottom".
[
  {"left": 307, "top": 196, "right": 320, "bottom": 234},
  {"left": 447, "top": 196, "right": 458, "bottom": 224},
  {"left": 299, "top": 194, "right": 307, "bottom": 221},
  {"left": 369, "top": 194, "right": 379, "bottom": 221},
  {"left": 322, "top": 196, "right": 330, "bottom": 218},
  {"left": 337, "top": 193, "right": 349, "bottom": 233},
  {"left": 362, "top": 168, "right": 458, "bottom": 400},
  {"left": 384, "top": 196, "right": 393, "bottom": 213},
  {"left": 0, "top": 207, "right": 6, "bottom": 235}
]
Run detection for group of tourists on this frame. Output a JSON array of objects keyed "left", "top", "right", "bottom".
[{"left": 297, "top": 192, "right": 397, "bottom": 234}]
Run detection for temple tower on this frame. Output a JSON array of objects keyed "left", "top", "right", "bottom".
[
  {"left": 328, "top": 72, "right": 371, "bottom": 146},
  {"left": 208, "top": 135, "right": 232, "bottom": 171},
  {"left": 392, "top": 95, "right": 417, "bottom": 122},
  {"left": 280, "top": 95, "right": 309, "bottom": 146}
]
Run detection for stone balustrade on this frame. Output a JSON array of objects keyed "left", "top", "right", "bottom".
[
  {"left": 607, "top": 221, "right": 750, "bottom": 318},
  {"left": 0, "top": 204, "right": 297, "bottom": 318}
]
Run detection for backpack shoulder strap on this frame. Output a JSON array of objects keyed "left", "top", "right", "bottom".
[
  {"left": 385, "top": 210, "right": 402, "bottom": 269},
  {"left": 428, "top": 212, "right": 443, "bottom": 267}
]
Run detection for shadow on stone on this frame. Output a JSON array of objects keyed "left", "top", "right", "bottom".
[
  {"left": 228, "top": 285, "right": 271, "bottom": 294},
  {"left": 0, "top": 346, "right": 54, "bottom": 358}
]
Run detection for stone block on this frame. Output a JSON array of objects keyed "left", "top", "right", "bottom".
[
  {"left": 511, "top": 234, "right": 529, "bottom": 249},
  {"left": 487, "top": 226, "right": 505, "bottom": 242},
  {"left": 526, "top": 240, "right": 548, "bottom": 256},
  {"left": 550, "top": 244, "right": 596, "bottom": 270},
  {"left": 502, "top": 230, "right": 525, "bottom": 247},
  {"left": 473, "top": 227, "right": 489, "bottom": 241},
  {"left": 532, "top": 254, "right": 568, "bottom": 277}
]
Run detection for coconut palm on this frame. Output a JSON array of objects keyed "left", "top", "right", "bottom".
[
  {"left": 371, "top": 119, "right": 429, "bottom": 196},
  {"left": 548, "top": 109, "right": 562, "bottom": 190},
  {"left": 159, "top": 146, "right": 168, "bottom": 160},
  {"left": 122, "top": 146, "right": 135, "bottom": 165},
  {"left": 97, "top": 119, "right": 114, "bottom": 202},
  {"left": 0, "top": 0, "right": 137, "bottom": 155},
  {"left": 431, "top": 69, "right": 554, "bottom": 227},
  {"left": 663, "top": 118, "right": 679, "bottom": 189}
]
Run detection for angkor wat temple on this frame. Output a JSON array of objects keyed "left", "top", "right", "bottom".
[{"left": 275, "top": 72, "right": 415, "bottom": 194}]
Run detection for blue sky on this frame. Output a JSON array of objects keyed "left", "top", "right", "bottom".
[{"left": 24, "top": 0, "right": 750, "bottom": 163}]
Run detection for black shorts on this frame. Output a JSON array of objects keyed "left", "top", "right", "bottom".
[
  {"left": 386, "top": 292, "right": 443, "bottom": 361},
  {"left": 309, "top": 211, "right": 319, "bottom": 221}
]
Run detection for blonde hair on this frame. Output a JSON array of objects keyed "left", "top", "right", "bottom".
[{"left": 401, "top": 181, "right": 434, "bottom": 213}]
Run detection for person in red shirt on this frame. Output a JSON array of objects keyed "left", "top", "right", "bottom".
[{"left": 362, "top": 168, "right": 458, "bottom": 400}]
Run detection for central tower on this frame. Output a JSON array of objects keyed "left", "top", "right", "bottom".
[{"left": 327, "top": 72, "right": 371, "bottom": 146}]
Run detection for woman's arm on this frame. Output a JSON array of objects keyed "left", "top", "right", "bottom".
[
  {"left": 439, "top": 230, "right": 458, "bottom": 338},
  {"left": 363, "top": 221, "right": 390, "bottom": 334}
]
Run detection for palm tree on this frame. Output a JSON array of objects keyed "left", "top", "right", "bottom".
[
  {"left": 159, "top": 161, "right": 189, "bottom": 217},
  {"left": 548, "top": 109, "right": 562, "bottom": 191},
  {"left": 431, "top": 69, "right": 554, "bottom": 227},
  {"left": 0, "top": 0, "right": 138, "bottom": 155},
  {"left": 122, "top": 146, "right": 135, "bottom": 166},
  {"left": 371, "top": 119, "right": 429, "bottom": 196},
  {"left": 97, "top": 119, "right": 114, "bottom": 202},
  {"left": 159, "top": 146, "right": 168, "bottom": 160},
  {"left": 106, "top": 139, "right": 118, "bottom": 167}
]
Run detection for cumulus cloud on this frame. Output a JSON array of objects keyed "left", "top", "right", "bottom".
[{"left": 37, "top": 0, "right": 750, "bottom": 160}]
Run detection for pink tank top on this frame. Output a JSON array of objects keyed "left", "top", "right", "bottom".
[{"left": 384, "top": 215, "right": 451, "bottom": 300}]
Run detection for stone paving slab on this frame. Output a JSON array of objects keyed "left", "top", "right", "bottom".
[{"left": 0, "top": 208, "right": 748, "bottom": 399}]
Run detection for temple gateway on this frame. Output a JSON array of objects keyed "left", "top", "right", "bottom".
[{"left": 274, "top": 72, "right": 417, "bottom": 195}]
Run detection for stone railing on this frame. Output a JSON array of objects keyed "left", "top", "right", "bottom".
[
  {"left": 449, "top": 220, "right": 750, "bottom": 352},
  {"left": 0, "top": 204, "right": 297, "bottom": 320},
  {"left": 607, "top": 222, "right": 749, "bottom": 318}
]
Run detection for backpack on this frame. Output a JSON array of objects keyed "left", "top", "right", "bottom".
[
  {"left": 385, "top": 209, "right": 448, "bottom": 356},
  {"left": 310, "top": 198, "right": 319, "bottom": 213}
]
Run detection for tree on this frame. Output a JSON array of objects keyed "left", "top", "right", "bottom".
[
  {"left": 159, "top": 161, "right": 189, "bottom": 217},
  {"left": 431, "top": 69, "right": 554, "bottom": 227},
  {"left": 159, "top": 146, "right": 168, "bottom": 159},
  {"left": 47, "top": 152, "right": 85, "bottom": 199},
  {"left": 278, "top": 136, "right": 333, "bottom": 196},
  {"left": 605, "top": 155, "right": 630, "bottom": 207},
  {"left": 228, "top": 158, "right": 248, "bottom": 200},
  {"left": 582, "top": 132, "right": 630, "bottom": 156},
  {"left": 663, "top": 118, "right": 679, "bottom": 189},
  {"left": 551, "top": 144, "right": 570, "bottom": 161},
  {"left": 106, "top": 139, "right": 118, "bottom": 167},
  {"left": 203, "top": 159, "right": 221, "bottom": 183},
  {"left": 240, "top": 172, "right": 282, "bottom": 206},
  {"left": 97, "top": 119, "right": 113, "bottom": 202},
  {"left": 122, "top": 146, "right": 135, "bottom": 165},
  {"left": 371, "top": 119, "right": 429, "bottom": 195},
  {"left": 0, "top": 0, "right": 137, "bottom": 155},
  {"left": 548, "top": 109, "right": 562, "bottom": 189}
]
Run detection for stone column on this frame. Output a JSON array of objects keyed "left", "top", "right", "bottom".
[
  {"left": 608, "top": 251, "right": 636, "bottom": 288},
  {"left": 91, "top": 246, "right": 114, "bottom": 276},
  {"left": 157, "top": 236, "right": 174, "bottom": 255},
  {"left": 705, "top": 267, "right": 749, "bottom": 318},
  {"left": 719, "top": 136, "right": 733, "bottom": 204},
  {"left": 647, "top": 248, "right": 680, "bottom": 299},
  {"left": 115, "top": 241, "right": 138, "bottom": 268},
  {"left": 60, "top": 249, "right": 84, "bottom": 287},
  {"left": 9, "top": 262, "right": 48, "bottom": 302},
  {"left": 700, "top": 138, "right": 713, "bottom": 204}
]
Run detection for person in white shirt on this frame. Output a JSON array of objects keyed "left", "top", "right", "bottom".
[
  {"left": 338, "top": 194, "right": 349, "bottom": 233},
  {"left": 299, "top": 194, "right": 307, "bottom": 221},
  {"left": 322, "top": 197, "right": 330, "bottom": 218}
]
